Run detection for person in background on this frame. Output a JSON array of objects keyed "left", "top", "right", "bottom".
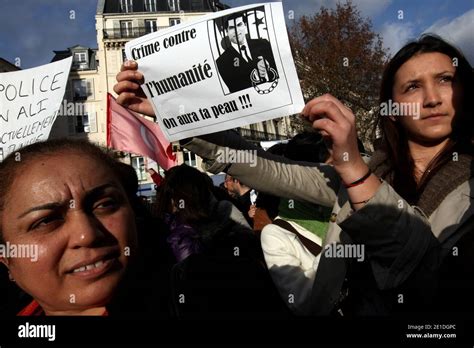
[
  {"left": 147, "top": 168, "right": 164, "bottom": 187},
  {"left": 250, "top": 143, "right": 287, "bottom": 232},
  {"left": 224, "top": 174, "right": 255, "bottom": 226},
  {"left": 260, "top": 132, "right": 333, "bottom": 315},
  {"left": 156, "top": 164, "right": 288, "bottom": 318}
]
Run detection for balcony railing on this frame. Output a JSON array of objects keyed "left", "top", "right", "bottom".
[
  {"left": 237, "top": 128, "right": 286, "bottom": 142},
  {"left": 103, "top": 27, "right": 168, "bottom": 40}
]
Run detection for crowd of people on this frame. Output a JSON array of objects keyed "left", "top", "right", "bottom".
[{"left": 0, "top": 34, "right": 473, "bottom": 317}]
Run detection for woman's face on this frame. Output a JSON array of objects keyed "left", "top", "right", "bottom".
[
  {"left": 392, "top": 52, "right": 463, "bottom": 144},
  {"left": 0, "top": 151, "right": 137, "bottom": 314}
]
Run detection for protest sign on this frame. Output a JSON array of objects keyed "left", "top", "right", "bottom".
[
  {"left": 0, "top": 57, "right": 72, "bottom": 161},
  {"left": 125, "top": 2, "right": 304, "bottom": 142}
]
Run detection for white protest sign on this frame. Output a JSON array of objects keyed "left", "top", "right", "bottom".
[
  {"left": 126, "top": 2, "right": 304, "bottom": 142},
  {"left": 0, "top": 57, "right": 72, "bottom": 161}
]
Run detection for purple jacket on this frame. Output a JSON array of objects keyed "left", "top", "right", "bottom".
[{"left": 165, "top": 214, "right": 202, "bottom": 262}]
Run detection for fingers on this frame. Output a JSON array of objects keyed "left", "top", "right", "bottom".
[
  {"left": 116, "top": 92, "right": 138, "bottom": 108},
  {"left": 311, "top": 118, "right": 337, "bottom": 138},
  {"left": 302, "top": 94, "right": 354, "bottom": 121},
  {"left": 113, "top": 79, "right": 142, "bottom": 95},
  {"left": 116, "top": 69, "right": 144, "bottom": 83},
  {"left": 315, "top": 94, "right": 353, "bottom": 119},
  {"left": 305, "top": 101, "right": 348, "bottom": 128},
  {"left": 120, "top": 60, "right": 138, "bottom": 72},
  {"left": 114, "top": 65, "right": 145, "bottom": 98}
]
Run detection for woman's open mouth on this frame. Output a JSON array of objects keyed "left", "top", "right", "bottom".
[{"left": 67, "top": 252, "right": 121, "bottom": 279}]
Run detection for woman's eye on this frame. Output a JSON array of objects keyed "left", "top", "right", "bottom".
[
  {"left": 440, "top": 75, "right": 453, "bottom": 83},
  {"left": 93, "top": 199, "right": 119, "bottom": 211},
  {"left": 405, "top": 84, "right": 418, "bottom": 92},
  {"left": 30, "top": 215, "right": 63, "bottom": 231}
]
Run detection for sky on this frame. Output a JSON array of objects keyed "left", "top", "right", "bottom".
[{"left": 0, "top": 0, "right": 473, "bottom": 69}]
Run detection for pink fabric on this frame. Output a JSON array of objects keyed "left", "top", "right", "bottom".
[{"left": 107, "top": 93, "right": 177, "bottom": 170}]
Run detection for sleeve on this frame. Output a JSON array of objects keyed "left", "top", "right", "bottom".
[
  {"left": 181, "top": 130, "right": 340, "bottom": 207},
  {"left": 337, "top": 180, "right": 440, "bottom": 290}
]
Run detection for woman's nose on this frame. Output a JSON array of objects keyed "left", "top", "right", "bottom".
[
  {"left": 67, "top": 212, "right": 106, "bottom": 248},
  {"left": 423, "top": 82, "right": 442, "bottom": 108}
]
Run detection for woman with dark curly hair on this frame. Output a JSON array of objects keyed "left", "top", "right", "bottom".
[{"left": 157, "top": 164, "right": 289, "bottom": 318}]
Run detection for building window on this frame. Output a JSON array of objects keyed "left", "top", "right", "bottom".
[
  {"left": 145, "top": 19, "right": 158, "bottom": 33},
  {"left": 168, "top": 0, "right": 180, "bottom": 11},
  {"left": 72, "top": 79, "right": 92, "bottom": 101},
  {"left": 75, "top": 113, "right": 90, "bottom": 133},
  {"left": 249, "top": 123, "right": 257, "bottom": 138},
  {"left": 120, "top": 0, "right": 133, "bottom": 13},
  {"left": 169, "top": 18, "right": 181, "bottom": 26},
  {"left": 262, "top": 120, "right": 268, "bottom": 136},
  {"left": 191, "top": 0, "right": 202, "bottom": 10},
  {"left": 122, "top": 49, "right": 128, "bottom": 63},
  {"left": 120, "top": 21, "right": 133, "bottom": 38},
  {"left": 73, "top": 52, "right": 87, "bottom": 64},
  {"left": 145, "top": 0, "right": 157, "bottom": 12},
  {"left": 131, "top": 156, "right": 147, "bottom": 181},
  {"left": 183, "top": 150, "right": 197, "bottom": 168}
]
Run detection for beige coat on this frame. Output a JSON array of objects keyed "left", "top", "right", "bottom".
[{"left": 261, "top": 220, "right": 322, "bottom": 315}]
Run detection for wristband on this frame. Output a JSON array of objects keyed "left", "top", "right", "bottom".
[
  {"left": 344, "top": 168, "right": 372, "bottom": 188},
  {"left": 350, "top": 198, "right": 371, "bottom": 205}
]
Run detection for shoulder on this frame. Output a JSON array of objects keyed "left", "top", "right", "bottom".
[
  {"left": 217, "top": 48, "right": 236, "bottom": 62},
  {"left": 261, "top": 223, "right": 295, "bottom": 242},
  {"left": 262, "top": 220, "right": 322, "bottom": 248},
  {"left": 430, "top": 178, "right": 474, "bottom": 240},
  {"left": 215, "top": 199, "right": 251, "bottom": 229}
]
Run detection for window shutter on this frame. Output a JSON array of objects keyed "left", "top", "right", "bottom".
[
  {"left": 86, "top": 80, "right": 94, "bottom": 99},
  {"left": 89, "top": 112, "right": 98, "bottom": 133},
  {"left": 64, "top": 80, "right": 72, "bottom": 101}
]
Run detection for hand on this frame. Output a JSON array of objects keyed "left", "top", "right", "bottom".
[
  {"left": 114, "top": 60, "right": 155, "bottom": 117},
  {"left": 301, "top": 94, "right": 367, "bottom": 182},
  {"left": 257, "top": 56, "right": 269, "bottom": 82},
  {"left": 248, "top": 204, "right": 257, "bottom": 219}
]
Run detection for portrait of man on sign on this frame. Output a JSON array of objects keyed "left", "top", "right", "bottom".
[{"left": 211, "top": 7, "right": 279, "bottom": 94}]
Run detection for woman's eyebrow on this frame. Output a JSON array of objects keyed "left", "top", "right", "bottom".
[
  {"left": 403, "top": 70, "right": 455, "bottom": 86},
  {"left": 17, "top": 202, "right": 65, "bottom": 219},
  {"left": 400, "top": 78, "right": 420, "bottom": 88},
  {"left": 434, "top": 70, "right": 454, "bottom": 77},
  {"left": 84, "top": 183, "right": 120, "bottom": 202},
  {"left": 17, "top": 183, "right": 119, "bottom": 219}
]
